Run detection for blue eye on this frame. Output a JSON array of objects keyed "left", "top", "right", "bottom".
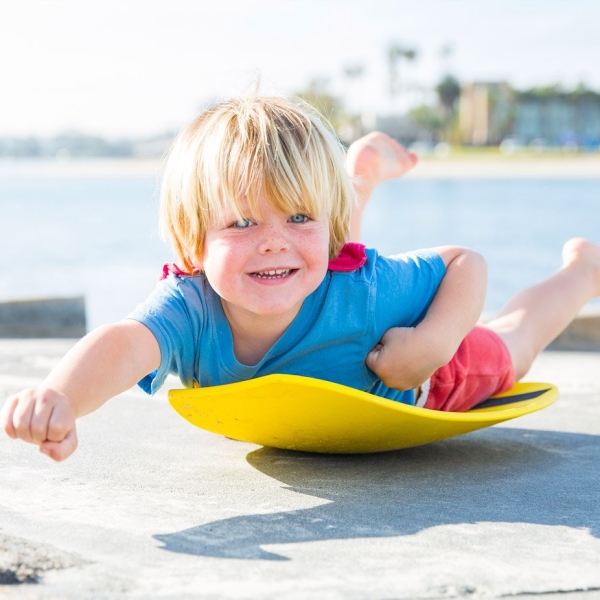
[
  {"left": 232, "top": 218, "right": 254, "bottom": 229},
  {"left": 289, "top": 214, "right": 309, "bottom": 224}
]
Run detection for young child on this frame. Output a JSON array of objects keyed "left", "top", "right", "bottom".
[{"left": 2, "top": 96, "right": 600, "bottom": 463}]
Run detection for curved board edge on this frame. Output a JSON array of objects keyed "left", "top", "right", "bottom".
[{"left": 168, "top": 375, "right": 558, "bottom": 454}]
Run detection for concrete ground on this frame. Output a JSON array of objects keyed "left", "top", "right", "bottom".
[{"left": 0, "top": 339, "right": 599, "bottom": 600}]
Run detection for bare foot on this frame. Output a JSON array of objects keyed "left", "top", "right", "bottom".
[
  {"left": 346, "top": 132, "right": 417, "bottom": 202},
  {"left": 346, "top": 131, "right": 418, "bottom": 241},
  {"left": 562, "top": 238, "right": 600, "bottom": 298}
]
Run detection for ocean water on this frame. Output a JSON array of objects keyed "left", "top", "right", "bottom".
[
  {"left": 1, "top": 170, "right": 599, "bottom": 330},
  {"left": 362, "top": 178, "right": 600, "bottom": 315}
]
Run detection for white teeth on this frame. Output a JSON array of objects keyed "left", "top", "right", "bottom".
[{"left": 253, "top": 269, "right": 291, "bottom": 278}]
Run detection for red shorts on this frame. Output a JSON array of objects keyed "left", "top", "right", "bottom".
[{"left": 423, "top": 326, "right": 515, "bottom": 412}]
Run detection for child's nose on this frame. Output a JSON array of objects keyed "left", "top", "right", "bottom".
[{"left": 258, "top": 225, "right": 290, "bottom": 254}]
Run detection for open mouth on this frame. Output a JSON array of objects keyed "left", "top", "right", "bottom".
[{"left": 250, "top": 268, "right": 296, "bottom": 280}]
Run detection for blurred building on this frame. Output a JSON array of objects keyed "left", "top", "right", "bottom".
[
  {"left": 514, "top": 89, "right": 600, "bottom": 148},
  {"left": 459, "top": 82, "right": 600, "bottom": 148},
  {"left": 459, "top": 82, "right": 514, "bottom": 145}
]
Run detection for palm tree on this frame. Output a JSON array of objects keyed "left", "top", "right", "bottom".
[
  {"left": 436, "top": 75, "right": 461, "bottom": 114},
  {"left": 387, "top": 43, "right": 418, "bottom": 102}
]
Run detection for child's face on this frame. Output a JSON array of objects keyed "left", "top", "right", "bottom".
[{"left": 200, "top": 196, "right": 330, "bottom": 326}]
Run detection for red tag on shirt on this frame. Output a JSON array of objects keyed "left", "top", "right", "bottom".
[{"left": 327, "top": 242, "right": 367, "bottom": 272}]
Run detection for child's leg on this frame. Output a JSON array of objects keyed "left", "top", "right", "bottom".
[
  {"left": 424, "top": 238, "right": 600, "bottom": 412},
  {"left": 483, "top": 238, "right": 600, "bottom": 380},
  {"left": 346, "top": 132, "right": 418, "bottom": 241}
]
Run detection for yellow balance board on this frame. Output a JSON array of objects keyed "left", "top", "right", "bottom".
[{"left": 168, "top": 374, "right": 558, "bottom": 454}]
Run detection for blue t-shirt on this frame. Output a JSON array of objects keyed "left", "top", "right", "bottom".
[{"left": 128, "top": 247, "right": 446, "bottom": 405}]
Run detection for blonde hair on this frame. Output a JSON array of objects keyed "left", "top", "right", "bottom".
[{"left": 160, "top": 95, "right": 354, "bottom": 273}]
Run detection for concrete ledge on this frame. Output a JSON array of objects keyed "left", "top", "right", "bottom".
[
  {"left": 0, "top": 297, "right": 86, "bottom": 338},
  {"left": 549, "top": 308, "right": 600, "bottom": 351},
  {"left": 481, "top": 307, "right": 600, "bottom": 352}
]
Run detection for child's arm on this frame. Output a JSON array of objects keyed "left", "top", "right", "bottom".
[
  {"left": 1, "top": 320, "right": 160, "bottom": 461},
  {"left": 346, "top": 132, "right": 418, "bottom": 241},
  {"left": 366, "top": 246, "right": 487, "bottom": 391}
]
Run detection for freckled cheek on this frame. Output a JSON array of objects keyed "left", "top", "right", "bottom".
[
  {"left": 308, "top": 229, "right": 330, "bottom": 259},
  {"left": 203, "top": 252, "right": 242, "bottom": 299},
  {"left": 298, "top": 231, "right": 330, "bottom": 276},
  {"left": 206, "top": 238, "right": 247, "bottom": 264}
]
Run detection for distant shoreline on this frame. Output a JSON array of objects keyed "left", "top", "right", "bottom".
[
  {"left": 1, "top": 155, "right": 599, "bottom": 179},
  {"left": 0, "top": 158, "right": 164, "bottom": 178},
  {"left": 411, "top": 155, "right": 600, "bottom": 179}
]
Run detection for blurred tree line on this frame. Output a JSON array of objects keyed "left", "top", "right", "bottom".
[
  {"left": 0, "top": 132, "right": 174, "bottom": 159},
  {"left": 295, "top": 41, "right": 600, "bottom": 148},
  {"left": 295, "top": 72, "right": 462, "bottom": 145},
  {"left": 0, "top": 134, "right": 134, "bottom": 158},
  {"left": 296, "top": 75, "right": 600, "bottom": 147}
]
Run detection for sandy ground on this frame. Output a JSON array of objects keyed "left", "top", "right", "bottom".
[
  {"left": 412, "top": 155, "right": 600, "bottom": 178},
  {"left": 1, "top": 155, "right": 599, "bottom": 179}
]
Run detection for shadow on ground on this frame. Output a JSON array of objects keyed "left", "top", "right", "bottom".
[{"left": 154, "top": 427, "right": 599, "bottom": 560}]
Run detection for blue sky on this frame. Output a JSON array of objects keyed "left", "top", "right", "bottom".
[{"left": 2, "top": 0, "right": 599, "bottom": 138}]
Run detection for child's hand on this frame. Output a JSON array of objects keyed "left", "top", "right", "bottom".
[
  {"left": 1, "top": 388, "right": 78, "bottom": 462},
  {"left": 366, "top": 326, "right": 445, "bottom": 392},
  {"left": 346, "top": 131, "right": 418, "bottom": 198}
]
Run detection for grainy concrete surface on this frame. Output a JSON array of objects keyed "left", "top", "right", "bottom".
[{"left": 0, "top": 339, "right": 599, "bottom": 600}]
